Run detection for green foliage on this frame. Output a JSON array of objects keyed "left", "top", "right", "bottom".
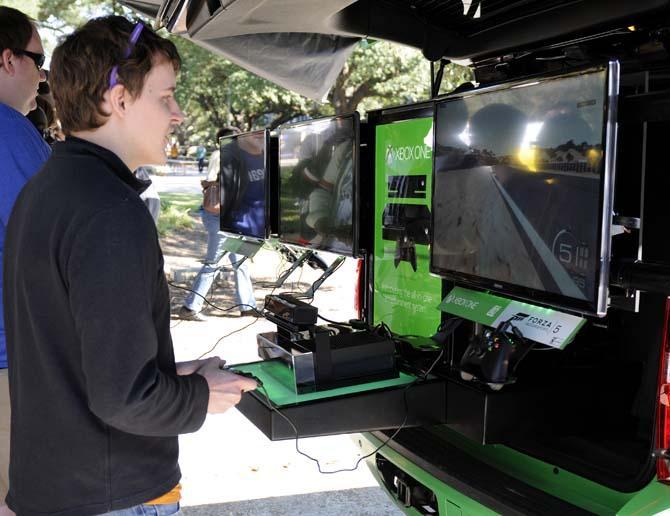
[
  {"left": 169, "top": 37, "right": 316, "bottom": 147},
  {"left": 330, "top": 40, "right": 472, "bottom": 115},
  {"left": 157, "top": 192, "right": 200, "bottom": 236},
  {"left": 32, "top": 0, "right": 473, "bottom": 147},
  {"left": 37, "top": 0, "right": 132, "bottom": 35},
  {"left": 1, "top": 0, "right": 40, "bottom": 18}
]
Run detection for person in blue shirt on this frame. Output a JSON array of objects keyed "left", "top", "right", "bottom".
[
  {"left": 0, "top": 6, "right": 50, "bottom": 510},
  {"left": 179, "top": 127, "right": 259, "bottom": 321}
]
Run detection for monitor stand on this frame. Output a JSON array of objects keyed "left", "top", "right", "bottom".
[
  {"left": 213, "top": 237, "right": 263, "bottom": 274},
  {"left": 293, "top": 256, "right": 346, "bottom": 299},
  {"left": 259, "top": 250, "right": 313, "bottom": 288}
]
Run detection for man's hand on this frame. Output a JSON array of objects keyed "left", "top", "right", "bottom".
[{"left": 195, "top": 357, "right": 258, "bottom": 414}]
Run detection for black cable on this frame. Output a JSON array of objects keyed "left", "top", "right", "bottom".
[
  {"left": 495, "top": 317, "right": 535, "bottom": 375},
  {"left": 316, "top": 314, "right": 353, "bottom": 327},
  {"left": 192, "top": 284, "right": 280, "bottom": 359},
  {"left": 168, "top": 281, "right": 263, "bottom": 317},
  {"left": 196, "top": 318, "right": 262, "bottom": 360}
]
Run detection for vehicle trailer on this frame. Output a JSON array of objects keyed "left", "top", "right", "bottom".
[{"left": 124, "top": 1, "right": 670, "bottom": 513}]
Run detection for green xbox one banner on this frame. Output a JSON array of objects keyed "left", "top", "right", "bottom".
[
  {"left": 372, "top": 117, "right": 442, "bottom": 336},
  {"left": 439, "top": 286, "right": 586, "bottom": 349}
]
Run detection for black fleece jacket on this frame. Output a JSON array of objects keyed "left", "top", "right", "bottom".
[{"left": 3, "top": 137, "right": 209, "bottom": 516}]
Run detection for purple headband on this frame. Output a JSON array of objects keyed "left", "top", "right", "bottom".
[{"left": 108, "top": 22, "right": 144, "bottom": 89}]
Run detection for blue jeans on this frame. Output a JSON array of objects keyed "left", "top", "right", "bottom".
[
  {"left": 184, "top": 210, "right": 256, "bottom": 312},
  {"left": 99, "top": 502, "right": 180, "bottom": 515}
]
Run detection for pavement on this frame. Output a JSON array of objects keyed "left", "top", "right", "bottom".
[
  {"left": 154, "top": 171, "right": 403, "bottom": 515},
  {"left": 151, "top": 166, "right": 204, "bottom": 195},
  {"left": 180, "top": 488, "right": 400, "bottom": 516}
]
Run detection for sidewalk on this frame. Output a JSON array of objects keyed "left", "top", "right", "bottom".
[{"left": 180, "top": 488, "right": 400, "bottom": 516}]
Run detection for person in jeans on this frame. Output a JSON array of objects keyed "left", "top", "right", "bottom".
[
  {"left": 0, "top": 7, "right": 50, "bottom": 513},
  {"left": 3, "top": 16, "right": 257, "bottom": 516},
  {"left": 179, "top": 127, "right": 258, "bottom": 321}
]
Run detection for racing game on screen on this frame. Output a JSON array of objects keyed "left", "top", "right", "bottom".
[{"left": 432, "top": 69, "right": 607, "bottom": 305}]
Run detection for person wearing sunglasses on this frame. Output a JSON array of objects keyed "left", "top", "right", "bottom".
[
  {"left": 3, "top": 15, "right": 257, "bottom": 516},
  {"left": 0, "top": 7, "right": 50, "bottom": 515}
]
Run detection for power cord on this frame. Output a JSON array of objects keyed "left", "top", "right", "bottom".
[
  {"left": 169, "top": 281, "right": 263, "bottom": 317},
  {"left": 196, "top": 318, "right": 262, "bottom": 360},
  {"left": 316, "top": 314, "right": 354, "bottom": 327},
  {"left": 178, "top": 283, "right": 280, "bottom": 359},
  {"left": 495, "top": 317, "right": 535, "bottom": 376}
]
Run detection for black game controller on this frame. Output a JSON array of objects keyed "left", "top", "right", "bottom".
[
  {"left": 226, "top": 368, "right": 263, "bottom": 388},
  {"left": 459, "top": 321, "right": 532, "bottom": 389}
]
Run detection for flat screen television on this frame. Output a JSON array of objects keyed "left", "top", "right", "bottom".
[
  {"left": 431, "top": 63, "right": 619, "bottom": 316},
  {"left": 219, "top": 129, "right": 271, "bottom": 240},
  {"left": 278, "top": 113, "right": 360, "bottom": 257}
]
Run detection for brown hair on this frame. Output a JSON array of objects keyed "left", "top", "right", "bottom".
[
  {"left": 50, "top": 15, "right": 181, "bottom": 135},
  {"left": 0, "top": 6, "right": 34, "bottom": 54}
]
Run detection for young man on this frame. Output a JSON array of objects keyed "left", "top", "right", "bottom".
[
  {"left": 3, "top": 16, "right": 256, "bottom": 516},
  {"left": 0, "top": 6, "right": 50, "bottom": 509}
]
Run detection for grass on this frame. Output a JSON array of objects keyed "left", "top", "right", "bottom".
[{"left": 157, "top": 192, "right": 201, "bottom": 236}]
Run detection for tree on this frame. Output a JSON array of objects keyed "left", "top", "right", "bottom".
[
  {"left": 28, "top": 0, "right": 473, "bottom": 146},
  {"left": 2, "top": 0, "right": 40, "bottom": 18},
  {"left": 170, "top": 37, "right": 318, "bottom": 146},
  {"left": 37, "top": 0, "right": 129, "bottom": 35},
  {"left": 329, "top": 40, "right": 472, "bottom": 115}
]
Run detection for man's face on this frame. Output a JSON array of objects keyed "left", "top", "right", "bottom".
[
  {"left": 11, "top": 29, "right": 46, "bottom": 115},
  {"left": 125, "top": 59, "right": 184, "bottom": 166}
]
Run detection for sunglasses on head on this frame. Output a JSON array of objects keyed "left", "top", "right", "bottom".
[{"left": 12, "top": 49, "right": 46, "bottom": 71}]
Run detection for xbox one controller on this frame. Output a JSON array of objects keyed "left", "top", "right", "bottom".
[{"left": 226, "top": 368, "right": 263, "bottom": 388}]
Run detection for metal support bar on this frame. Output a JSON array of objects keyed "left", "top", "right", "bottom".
[
  {"left": 260, "top": 250, "right": 313, "bottom": 289},
  {"left": 295, "top": 256, "right": 346, "bottom": 299},
  {"left": 231, "top": 255, "right": 248, "bottom": 271}
]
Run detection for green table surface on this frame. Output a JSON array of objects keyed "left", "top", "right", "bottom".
[{"left": 232, "top": 360, "right": 417, "bottom": 407}]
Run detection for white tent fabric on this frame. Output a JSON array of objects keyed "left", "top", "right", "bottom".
[
  {"left": 121, "top": 0, "right": 361, "bottom": 100},
  {"left": 192, "top": 32, "right": 358, "bottom": 101}
]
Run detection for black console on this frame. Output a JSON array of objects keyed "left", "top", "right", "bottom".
[
  {"left": 259, "top": 294, "right": 398, "bottom": 393},
  {"left": 264, "top": 293, "right": 318, "bottom": 326}
]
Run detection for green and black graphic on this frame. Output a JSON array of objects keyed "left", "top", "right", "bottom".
[{"left": 373, "top": 117, "right": 442, "bottom": 336}]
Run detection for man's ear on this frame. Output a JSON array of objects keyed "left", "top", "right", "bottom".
[
  {"left": 106, "top": 84, "right": 128, "bottom": 119},
  {"left": 0, "top": 49, "right": 15, "bottom": 75}
]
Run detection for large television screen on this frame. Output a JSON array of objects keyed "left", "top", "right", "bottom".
[
  {"left": 219, "top": 129, "right": 270, "bottom": 240},
  {"left": 278, "top": 113, "right": 360, "bottom": 257},
  {"left": 431, "top": 64, "right": 619, "bottom": 316}
]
